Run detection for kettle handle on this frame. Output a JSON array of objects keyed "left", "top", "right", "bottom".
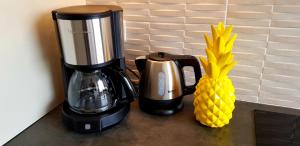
[
  {"left": 116, "top": 70, "right": 138, "bottom": 102},
  {"left": 175, "top": 55, "right": 202, "bottom": 95},
  {"left": 135, "top": 56, "right": 147, "bottom": 73}
]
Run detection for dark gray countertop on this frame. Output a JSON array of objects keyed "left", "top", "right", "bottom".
[{"left": 5, "top": 95, "right": 300, "bottom": 146}]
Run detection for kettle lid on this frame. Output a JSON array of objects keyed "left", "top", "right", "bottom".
[{"left": 148, "top": 52, "right": 177, "bottom": 61}]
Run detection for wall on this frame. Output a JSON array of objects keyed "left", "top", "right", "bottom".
[
  {"left": 0, "top": 0, "right": 85, "bottom": 145},
  {"left": 87, "top": 0, "right": 300, "bottom": 108}
]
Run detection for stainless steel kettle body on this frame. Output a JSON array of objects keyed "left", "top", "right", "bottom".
[{"left": 135, "top": 52, "right": 202, "bottom": 115}]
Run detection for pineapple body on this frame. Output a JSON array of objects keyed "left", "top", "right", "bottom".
[{"left": 194, "top": 75, "right": 236, "bottom": 128}]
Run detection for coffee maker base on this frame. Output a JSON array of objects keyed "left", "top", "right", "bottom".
[
  {"left": 139, "top": 97, "right": 184, "bottom": 116},
  {"left": 62, "top": 102, "right": 129, "bottom": 133}
]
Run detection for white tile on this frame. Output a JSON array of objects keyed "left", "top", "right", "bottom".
[
  {"left": 150, "top": 23, "right": 184, "bottom": 30},
  {"left": 272, "top": 13, "right": 300, "bottom": 21},
  {"left": 123, "top": 9, "right": 149, "bottom": 16},
  {"left": 235, "top": 33, "right": 268, "bottom": 41},
  {"left": 124, "top": 44, "right": 150, "bottom": 51},
  {"left": 124, "top": 15, "right": 150, "bottom": 22},
  {"left": 264, "top": 60, "right": 300, "bottom": 69},
  {"left": 233, "top": 26, "right": 269, "bottom": 34},
  {"left": 235, "top": 40, "right": 268, "bottom": 48},
  {"left": 231, "top": 76, "right": 261, "bottom": 85},
  {"left": 236, "top": 95, "right": 258, "bottom": 103},
  {"left": 125, "top": 39, "right": 150, "bottom": 45},
  {"left": 265, "top": 54, "right": 300, "bottom": 65},
  {"left": 149, "top": 3, "right": 185, "bottom": 10},
  {"left": 228, "top": 11, "right": 271, "bottom": 19},
  {"left": 124, "top": 49, "right": 149, "bottom": 56},
  {"left": 126, "top": 27, "right": 149, "bottom": 34},
  {"left": 235, "top": 88, "right": 258, "bottom": 96},
  {"left": 268, "top": 42, "right": 300, "bottom": 51},
  {"left": 124, "top": 9, "right": 148, "bottom": 16},
  {"left": 150, "top": 0, "right": 185, "bottom": 4},
  {"left": 228, "top": 5, "right": 272, "bottom": 13},
  {"left": 151, "top": 46, "right": 183, "bottom": 54},
  {"left": 186, "top": 17, "right": 224, "bottom": 24},
  {"left": 187, "top": 0, "right": 226, "bottom": 4},
  {"left": 234, "top": 58, "right": 263, "bottom": 67},
  {"left": 184, "top": 43, "right": 206, "bottom": 50},
  {"left": 185, "top": 31, "right": 208, "bottom": 38},
  {"left": 125, "top": 21, "right": 149, "bottom": 29},
  {"left": 233, "top": 64, "right": 262, "bottom": 75},
  {"left": 270, "top": 28, "right": 300, "bottom": 36},
  {"left": 259, "top": 97, "right": 300, "bottom": 110},
  {"left": 120, "top": 3, "right": 149, "bottom": 9},
  {"left": 186, "top": 10, "right": 225, "bottom": 18},
  {"left": 229, "top": 0, "right": 272, "bottom": 5},
  {"left": 268, "top": 48, "right": 300, "bottom": 57},
  {"left": 184, "top": 36, "right": 205, "bottom": 43},
  {"left": 271, "top": 20, "right": 300, "bottom": 28},
  {"left": 260, "top": 85, "right": 300, "bottom": 97},
  {"left": 273, "top": 0, "right": 300, "bottom": 5},
  {"left": 150, "top": 10, "right": 185, "bottom": 17},
  {"left": 150, "top": 35, "right": 184, "bottom": 42},
  {"left": 150, "top": 16, "right": 185, "bottom": 23},
  {"left": 227, "top": 18, "right": 270, "bottom": 27},
  {"left": 126, "top": 33, "right": 149, "bottom": 40},
  {"left": 232, "top": 79, "right": 259, "bottom": 91},
  {"left": 274, "top": 6, "right": 300, "bottom": 14},
  {"left": 269, "top": 35, "right": 300, "bottom": 44},
  {"left": 150, "top": 29, "right": 184, "bottom": 36},
  {"left": 187, "top": 4, "right": 226, "bottom": 11},
  {"left": 263, "top": 62, "right": 300, "bottom": 77},
  {"left": 183, "top": 48, "right": 206, "bottom": 57},
  {"left": 87, "top": 0, "right": 118, "bottom": 4},
  {"left": 185, "top": 24, "right": 211, "bottom": 31},
  {"left": 230, "top": 67, "right": 261, "bottom": 79},
  {"left": 119, "top": 0, "right": 148, "bottom": 2},
  {"left": 150, "top": 40, "right": 184, "bottom": 49},
  {"left": 262, "top": 74, "right": 300, "bottom": 87},
  {"left": 261, "top": 78, "right": 300, "bottom": 91}
]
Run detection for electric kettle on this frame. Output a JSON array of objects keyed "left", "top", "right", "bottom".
[{"left": 135, "top": 52, "right": 202, "bottom": 115}]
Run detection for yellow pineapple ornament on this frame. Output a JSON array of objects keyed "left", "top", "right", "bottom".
[{"left": 193, "top": 22, "right": 237, "bottom": 128}]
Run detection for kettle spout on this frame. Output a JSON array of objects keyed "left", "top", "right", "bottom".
[{"left": 135, "top": 56, "right": 146, "bottom": 73}]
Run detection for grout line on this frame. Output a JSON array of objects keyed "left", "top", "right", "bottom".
[
  {"left": 224, "top": 0, "right": 229, "bottom": 25},
  {"left": 183, "top": 0, "right": 187, "bottom": 55},
  {"left": 147, "top": 0, "right": 151, "bottom": 53},
  {"left": 257, "top": 4, "right": 274, "bottom": 103}
]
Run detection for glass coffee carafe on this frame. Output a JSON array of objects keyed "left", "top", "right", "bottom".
[{"left": 67, "top": 70, "right": 116, "bottom": 114}]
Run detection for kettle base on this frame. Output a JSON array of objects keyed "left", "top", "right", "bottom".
[{"left": 139, "top": 97, "right": 184, "bottom": 115}]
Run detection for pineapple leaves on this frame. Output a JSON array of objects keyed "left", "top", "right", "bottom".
[
  {"left": 219, "top": 62, "right": 237, "bottom": 78},
  {"left": 200, "top": 57, "right": 209, "bottom": 75},
  {"left": 217, "top": 22, "right": 225, "bottom": 34},
  {"left": 201, "top": 22, "right": 237, "bottom": 79},
  {"left": 223, "top": 25, "right": 233, "bottom": 42},
  {"left": 211, "top": 25, "right": 218, "bottom": 42},
  {"left": 208, "top": 62, "right": 220, "bottom": 78},
  {"left": 225, "top": 34, "right": 237, "bottom": 53},
  {"left": 206, "top": 48, "right": 217, "bottom": 64},
  {"left": 204, "top": 33, "right": 213, "bottom": 49}
]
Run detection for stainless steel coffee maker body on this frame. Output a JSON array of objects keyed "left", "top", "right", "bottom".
[
  {"left": 135, "top": 52, "right": 202, "bottom": 115},
  {"left": 52, "top": 5, "right": 137, "bottom": 133}
]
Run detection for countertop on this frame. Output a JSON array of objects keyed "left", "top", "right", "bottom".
[{"left": 5, "top": 95, "right": 300, "bottom": 146}]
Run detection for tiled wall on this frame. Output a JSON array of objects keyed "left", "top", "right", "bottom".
[{"left": 87, "top": 0, "right": 300, "bottom": 109}]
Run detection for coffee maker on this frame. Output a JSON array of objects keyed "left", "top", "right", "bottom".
[{"left": 52, "top": 5, "right": 137, "bottom": 133}]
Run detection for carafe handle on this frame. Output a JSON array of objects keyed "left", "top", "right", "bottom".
[{"left": 116, "top": 70, "right": 138, "bottom": 102}]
